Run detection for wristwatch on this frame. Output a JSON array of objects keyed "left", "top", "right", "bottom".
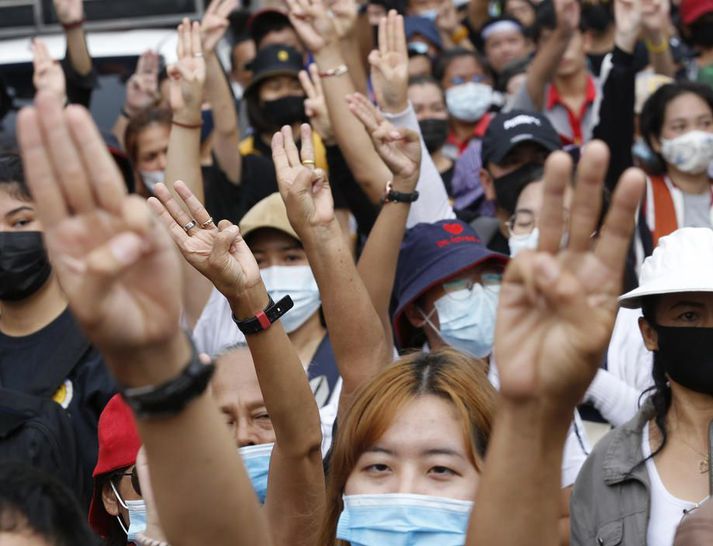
[
  {"left": 383, "top": 181, "right": 420, "bottom": 204},
  {"left": 232, "top": 295, "right": 294, "bottom": 335}
]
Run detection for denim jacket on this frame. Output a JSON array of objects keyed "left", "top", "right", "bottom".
[{"left": 570, "top": 400, "right": 656, "bottom": 546}]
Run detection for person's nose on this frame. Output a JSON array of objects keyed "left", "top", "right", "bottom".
[
  {"left": 394, "top": 466, "right": 419, "bottom": 495},
  {"left": 157, "top": 152, "right": 168, "bottom": 171},
  {"left": 236, "top": 419, "right": 258, "bottom": 448}
]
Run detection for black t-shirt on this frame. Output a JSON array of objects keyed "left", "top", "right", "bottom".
[{"left": 0, "top": 308, "right": 116, "bottom": 506}]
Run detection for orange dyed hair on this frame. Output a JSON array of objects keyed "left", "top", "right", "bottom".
[{"left": 319, "top": 347, "right": 496, "bottom": 546}]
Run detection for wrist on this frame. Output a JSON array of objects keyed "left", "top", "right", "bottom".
[
  {"left": 499, "top": 397, "right": 573, "bottom": 438},
  {"left": 227, "top": 284, "right": 271, "bottom": 321},
  {"left": 391, "top": 173, "right": 419, "bottom": 193},
  {"left": 105, "top": 332, "right": 190, "bottom": 389},
  {"left": 300, "top": 217, "right": 341, "bottom": 245},
  {"left": 381, "top": 99, "right": 409, "bottom": 115},
  {"left": 315, "top": 48, "right": 345, "bottom": 69}
]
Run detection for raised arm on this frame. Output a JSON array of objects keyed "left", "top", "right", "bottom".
[
  {"left": 53, "top": 0, "right": 92, "bottom": 76},
  {"left": 523, "top": 0, "right": 580, "bottom": 111},
  {"left": 112, "top": 50, "right": 160, "bottom": 149},
  {"left": 201, "top": 0, "right": 243, "bottom": 184},
  {"left": 148, "top": 182, "right": 324, "bottom": 546},
  {"left": 272, "top": 124, "right": 392, "bottom": 407},
  {"left": 31, "top": 39, "right": 67, "bottom": 105},
  {"left": 287, "top": 0, "right": 392, "bottom": 203},
  {"left": 348, "top": 93, "right": 420, "bottom": 348},
  {"left": 467, "top": 142, "right": 645, "bottom": 546},
  {"left": 17, "top": 92, "right": 271, "bottom": 546},
  {"left": 640, "top": 0, "right": 675, "bottom": 77}
]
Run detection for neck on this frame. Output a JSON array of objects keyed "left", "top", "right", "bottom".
[
  {"left": 288, "top": 311, "right": 326, "bottom": 368},
  {"left": 0, "top": 275, "right": 67, "bottom": 337},
  {"left": 449, "top": 119, "right": 476, "bottom": 143},
  {"left": 666, "top": 384, "right": 713, "bottom": 452},
  {"left": 431, "top": 149, "right": 453, "bottom": 173},
  {"left": 554, "top": 69, "right": 588, "bottom": 99},
  {"left": 667, "top": 167, "right": 711, "bottom": 195}
]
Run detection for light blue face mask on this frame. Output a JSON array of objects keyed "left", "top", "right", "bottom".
[
  {"left": 421, "top": 281, "right": 500, "bottom": 358},
  {"left": 110, "top": 481, "right": 147, "bottom": 542},
  {"left": 239, "top": 443, "right": 274, "bottom": 504},
  {"left": 417, "top": 8, "right": 439, "bottom": 20},
  {"left": 336, "top": 493, "right": 474, "bottom": 546}
]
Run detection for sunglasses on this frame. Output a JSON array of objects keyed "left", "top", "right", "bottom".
[{"left": 112, "top": 465, "right": 142, "bottom": 497}]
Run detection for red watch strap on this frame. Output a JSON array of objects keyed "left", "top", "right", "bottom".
[{"left": 255, "top": 311, "right": 271, "bottom": 330}]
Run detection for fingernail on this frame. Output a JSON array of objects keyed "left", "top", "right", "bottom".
[{"left": 110, "top": 233, "right": 141, "bottom": 265}]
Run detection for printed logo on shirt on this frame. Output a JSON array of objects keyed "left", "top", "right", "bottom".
[{"left": 52, "top": 379, "right": 74, "bottom": 409}]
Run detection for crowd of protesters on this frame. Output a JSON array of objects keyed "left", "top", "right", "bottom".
[{"left": 1, "top": 0, "right": 713, "bottom": 544}]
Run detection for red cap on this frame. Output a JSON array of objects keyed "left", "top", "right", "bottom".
[
  {"left": 680, "top": 0, "right": 713, "bottom": 24},
  {"left": 88, "top": 394, "right": 141, "bottom": 538}
]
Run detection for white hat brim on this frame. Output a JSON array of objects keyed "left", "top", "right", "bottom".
[{"left": 619, "top": 281, "right": 713, "bottom": 308}]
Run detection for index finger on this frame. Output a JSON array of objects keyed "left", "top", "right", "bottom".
[
  {"left": 568, "top": 141, "right": 608, "bottom": 252},
  {"left": 299, "top": 69, "right": 317, "bottom": 99},
  {"left": 537, "top": 151, "right": 571, "bottom": 254},
  {"left": 191, "top": 21, "right": 203, "bottom": 57}
]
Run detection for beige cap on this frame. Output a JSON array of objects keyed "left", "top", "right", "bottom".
[{"left": 238, "top": 193, "right": 300, "bottom": 241}]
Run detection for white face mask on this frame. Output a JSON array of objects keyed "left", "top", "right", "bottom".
[
  {"left": 508, "top": 227, "right": 539, "bottom": 257},
  {"left": 660, "top": 130, "right": 713, "bottom": 175},
  {"left": 139, "top": 170, "right": 164, "bottom": 194},
  {"left": 417, "top": 8, "right": 439, "bottom": 20},
  {"left": 445, "top": 82, "right": 493, "bottom": 123},
  {"left": 261, "top": 265, "right": 321, "bottom": 333}
]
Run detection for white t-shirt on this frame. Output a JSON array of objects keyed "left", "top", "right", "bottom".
[{"left": 642, "top": 424, "right": 699, "bottom": 546}]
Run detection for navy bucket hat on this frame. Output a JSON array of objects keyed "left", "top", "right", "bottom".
[{"left": 392, "top": 219, "right": 508, "bottom": 348}]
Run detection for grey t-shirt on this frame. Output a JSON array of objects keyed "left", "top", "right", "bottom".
[{"left": 682, "top": 192, "right": 711, "bottom": 228}]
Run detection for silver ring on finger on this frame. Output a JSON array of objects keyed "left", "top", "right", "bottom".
[
  {"left": 183, "top": 219, "right": 198, "bottom": 232},
  {"left": 201, "top": 218, "right": 215, "bottom": 229}
]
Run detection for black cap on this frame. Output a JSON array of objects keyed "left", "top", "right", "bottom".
[
  {"left": 248, "top": 9, "right": 293, "bottom": 48},
  {"left": 481, "top": 110, "right": 561, "bottom": 166},
  {"left": 243, "top": 44, "right": 303, "bottom": 97}
]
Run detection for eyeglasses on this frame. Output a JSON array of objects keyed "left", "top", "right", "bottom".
[
  {"left": 112, "top": 465, "right": 142, "bottom": 497},
  {"left": 507, "top": 209, "right": 571, "bottom": 237}
]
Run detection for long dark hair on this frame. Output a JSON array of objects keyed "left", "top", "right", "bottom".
[{"left": 638, "top": 296, "right": 672, "bottom": 461}]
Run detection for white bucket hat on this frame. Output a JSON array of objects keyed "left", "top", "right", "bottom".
[{"left": 619, "top": 227, "right": 713, "bottom": 309}]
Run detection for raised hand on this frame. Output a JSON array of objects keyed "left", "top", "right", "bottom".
[
  {"left": 52, "top": 0, "right": 83, "bottom": 24},
  {"left": 272, "top": 124, "right": 336, "bottom": 234},
  {"left": 436, "top": 0, "right": 460, "bottom": 36},
  {"left": 147, "top": 181, "right": 261, "bottom": 299},
  {"left": 554, "top": 0, "right": 581, "bottom": 36},
  {"left": 641, "top": 0, "right": 670, "bottom": 40},
  {"left": 285, "top": 0, "right": 339, "bottom": 52},
  {"left": 347, "top": 92, "right": 420, "bottom": 188},
  {"left": 17, "top": 93, "right": 184, "bottom": 385},
  {"left": 368, "top": 10, "right": 409, "bottom": 113},
  {"left": 168, "top": 19, "right": 206, "bottom": 124},
  {"left": 494, "top": 141, "right": 645, "bottom": 411},
  {"left": 329, "top": 0, "right": 358, "bottom": 39},
  {"left": 614, "top": 0, "right": 643, "bottom": 51},
  {"left": 299, "top": 64, "right": 335, "bottom": 145},
  {"left": 124, "top": 50, "right": 160, "bottom": 117},
  {"left": 32, "top": 39, "right": 66, "bottom": 103},
  {"left": 201, "top": 0, "right": 238, "bottom": 54}
]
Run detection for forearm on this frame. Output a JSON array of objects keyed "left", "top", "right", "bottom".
[
  {"left": 166, "top": 124, "right": 204, "bottom": 203},
  {"left": 315, "top": 46, "right": 391, "bottom": 202},
  {"left": 65, "top": 27, "right": 92, "bottom": 76},
  {"left": 526, "top": 30, "right": 572, "bottom": 111},
  {"left": 469, "top": 399, "right": 571, "bottom": 546},
  {"left": 112, "top": 114, "right": 129, "bottom": 150},
  {"left": 644, "top": 31, "right": 675, "bottom": 77},
  {"left": 205, "top": 54, "right": 241, "bottom": 184},
  {"left": 357, "top": 200, "right": 410, "bottom": 345},
  {"left": 467, "top": 0, "right": 489, "bottom": 34},
  {"left": 108, "top": 336, "right": 271, "bottom": 546},
  {"left": 340, "top": 33, "right": 369, "bottom": 95},
  {"left": 302, "top": 220, "right": 391, "bottom": 398}
]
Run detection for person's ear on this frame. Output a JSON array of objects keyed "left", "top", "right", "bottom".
[
  {"left": 639, "top": 317, "right": 659, "bottom": 351},
  {"left": 480, "top": 168, "right": 496, "bottom": 200},
  {"left": 102, "top": 480, "right": 120, "bottom": 517},
  {"left": 404, "top": 303, "right": 427, "bottom": 328},
  {"left": 582, "top": 31, "right": 593, "bottom": 54},
  {"left": 650, "top": 135, "right": 662, "bottom": 153}
]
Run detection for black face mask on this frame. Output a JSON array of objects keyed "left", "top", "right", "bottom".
[
  {"left": 655, "top": 325, "right": 713, "bottom": 395},
  {"left": 419, "top": 118, "right": 449, "bottom": 153},
  {"left": 263, "top": 96, "right": 307, "bottom": 129},
  {"left": 491, "top": 162, "right": 544, "bottom": 214},
  {"left": 0, "top": 231, "right": 52, "bottom": 301}
]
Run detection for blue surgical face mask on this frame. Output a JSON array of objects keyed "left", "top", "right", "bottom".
[
  {"left": 417, "top": 8, "right": 439, "bottom": 21},
  {"left": 421, "top": 280, "right": 500, "bottom": 358},
  {"left": 239, "top": 443, "right": 274, "bottom": 504},
  {"left": 336, "top": 493, "right": 474, "bottom": 546},
  {"left": 261, "top": 265, "right": 321, "bottom": 333},
  {"left": 110, "top": 481, "right": 147, "bottom": 542}
]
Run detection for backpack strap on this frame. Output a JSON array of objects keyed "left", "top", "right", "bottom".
[{"left": 650, "top": 175, "right": 678, "bottom": 248}]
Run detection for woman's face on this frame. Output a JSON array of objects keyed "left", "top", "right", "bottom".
[
  {"left": 101, "top": 466, "right": 142, "bottom": 525},
  {"left": 409, "top": 82, "right": 447, "bottom": 121},
  {"left": 344, "top": 395, "right": 479, "bottom": 500},
  {"left": 248, "top": 228, "right": 308, "bottom": 269},
  {"left": 0, "top": 188, "right": 41, "bottom": 233},
  {"left": 258, "top": 75, "right": 304, "bottom": 104},
  {"left": 135, "top": 123, "right": 170, "bottom": 173},
  {"left": 654, "top": 292, "right": 713, "bottom": 329},
  {"left": 658, "top": 92, "right": 713, "bottom": 144}
]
